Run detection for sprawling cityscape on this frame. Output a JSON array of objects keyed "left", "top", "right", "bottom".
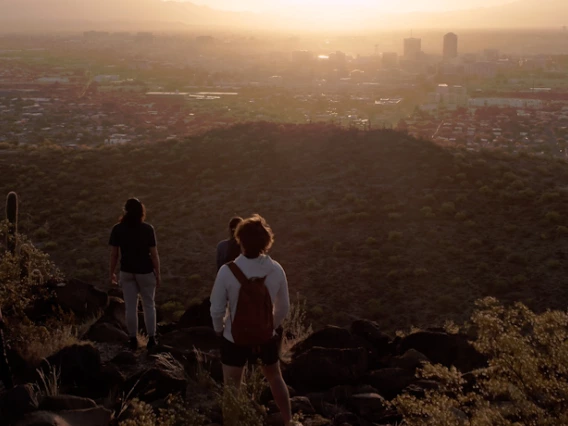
[{"left": 1, "top": 28, "right": 567, "bottom": 157}]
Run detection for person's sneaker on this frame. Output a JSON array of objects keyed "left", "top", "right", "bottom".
[
  {"left": 147, "top": 336, "right": 158, "bottom": 350},
  {"left": 128, "top": 337, "right": 138, "bottom": 351}
]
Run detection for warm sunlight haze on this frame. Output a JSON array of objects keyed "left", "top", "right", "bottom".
[{"left": 1, "top": 0, "right": 568, "bottom": 425}]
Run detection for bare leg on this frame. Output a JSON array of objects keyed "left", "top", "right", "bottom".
[
  {"left": 221, "top": 364, "right": 245, "bottom": 426},
  {"left": 262, "top": 362, "right": 292, "bottom": 425},
  {"left": 222, "top": 364, "right": 244, "bottom": 388}
]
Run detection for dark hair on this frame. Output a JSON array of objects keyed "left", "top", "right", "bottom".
[
  {"left": 120, "top": 198, "right": 145, "bottom": 225},
  {"left": 229, "top": 216, "right": 243, "bottom": 238},
  {"left": 235, "top": 214, "right": 274, "bottom": 258}
]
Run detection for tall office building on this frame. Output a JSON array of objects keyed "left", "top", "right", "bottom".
[
  {"left": 443, "top": 33, "right": 458, "bottom": 60},
  {"left": 403, "top": 38, "right": 422, "bottom": 60}
]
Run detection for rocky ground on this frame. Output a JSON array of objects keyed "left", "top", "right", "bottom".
[{"left": 0, "top": 279, "right": 487, "bottom": 426}]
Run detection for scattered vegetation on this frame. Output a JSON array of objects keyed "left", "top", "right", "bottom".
[
  {"left": 395, "top": 297, "right": 568, "bottom": 425},
  {"left": 1, "top": 123, "right": 568, "bottom": 331}
]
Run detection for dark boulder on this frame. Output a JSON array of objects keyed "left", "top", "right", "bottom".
[
  {"left": 110, "top": 351, "right": 138, "bottom": 366},
  {"left": 39, "top": 395, "right": 97, "bottom": 411},
  {"left": 44, "top": 344, "right": 101, "bottom": 389},
  {"left": 54, "top": 279, "right": 108, "bottom": 317},
  {"left": 291, "top": 326, "right": 367, "bottom": 356},
  {"left": 347, "top": 393, "right": 388, "bottom": 422},
  {"left": 177, "top": 298, "right": 213, "bottom": 329},
  {"left": 159, "top": 327, "right": 220, "bottom": 352},
  {"left": 123, "top": 367, "right": 187, "bottom": 403},
  {"left": 350, "top": 320, "right": 391, "bottom": 355},
  {"left": 331, "top": 412, "right": 361, "bottom": 426},
  {"left": 97, "top": 297, "right": 126, "bottom": 330},
  {"left": 398, "top": 331, "right": 486, "bottom": 372},
  {"left": 291, "top": 396, "right": 316, "bottom": 415},
  {"left": 364, "top": 368, "right": 416, "bottom": 400},
  {"left": 84, "top": 322, "right": 128, "bottom": 344},
  {"left": 15, "top": 407, "right": 112, "bottom": 426},
  {"left": 390, "top": 349, "right": 430, "bottom": 371},
  {"left": 284, "top": 347, "right": 368, "bottom": 391},
  {"left": 0, "top": 384, "right": 38, "bottom": 423}
]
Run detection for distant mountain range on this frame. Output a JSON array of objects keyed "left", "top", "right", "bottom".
[{"left": 0, "top": 0, "right": 565, "bottom": 32}]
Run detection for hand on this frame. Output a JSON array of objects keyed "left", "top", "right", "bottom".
[{"left": 111, "top": 273, "right": 118, "bottom": 286}]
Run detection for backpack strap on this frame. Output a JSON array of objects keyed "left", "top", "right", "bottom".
[{"left": 227, "top": 262, "right": 250, "bottom": 286}]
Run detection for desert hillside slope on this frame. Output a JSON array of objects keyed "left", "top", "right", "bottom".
[{"left": 1, "top": 122, "right": 567, "bottom": 331}]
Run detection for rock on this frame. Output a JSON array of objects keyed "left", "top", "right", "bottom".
[
  {"left": 331, "top": 412, "right": 360, "bottom": 426},
  {"left": 0, "top": 384, "right": 38, "bottom": 422},
  {"left": 63, "top": 363, "right": 125, "bottom": 401},
  {"left": 123, "top": 367, "right": 187, "bottom": 403},
  {"left": 291, "top": 396, "right": 316, "bottom": 415},
  {"left": 390, "top": 349, "right": 430, "bottom": 371},
  {"left": 110, "top": 351, "right": 138, "bottom": 366},
  {"left": 44, "top": 344, "right": 101, "bottom": 389},
  {"left": 364, "top": 368, "right": 416, "bottom": 399},
  {"left": 285, "top": 347, "right": 368, "bottom": 392},
  {"left": 291, "top": 326, "right": 366, "bottom": 356},
  {"left": 85, "top": 323, "right": 128, "bottom": 344},
  {"left": 15, "top": 407, "right": 112, "bottom": 426},
  {"left": 58, "top": 407, "right": 112, "bottom": 426},
  {"left": 55, "top": 279, "right": 108, "bottom": 317},
  {"left": 177, "top": 298, "right": 213, "bottom": 329},
  {"left": 15, "top": 411, "right": 71, "bottom": 426},
  {"left": 350, "top": 320, "right": 391, "bottom": 355},
  {"left": 303, "top": 415, "right": 332, "bottom": 426},
  {"left": 320, "top": 385, "right": 378, "bottom": 405},
  {"left": 347, "top": 393, "right": 388, "bottom": 422},
  {"left": 160, "top": 327, "right": 220, "bottom": 352},
  {"left": 39, "top": 395, "right": 97, "bottom": 411},
  {"left": 398, "top": 331, "right": 486, "bottom": 372},
  {"left": 98, "top": 297, "right": 126, "bottom": 330}
]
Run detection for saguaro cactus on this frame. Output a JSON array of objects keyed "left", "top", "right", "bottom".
[{"left": 5, "top": 191, "right": 18, "bottom": 254}]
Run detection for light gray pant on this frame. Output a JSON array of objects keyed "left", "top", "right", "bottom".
[{"left": 120, "top": 272, "right": 157, "bottom": 338}]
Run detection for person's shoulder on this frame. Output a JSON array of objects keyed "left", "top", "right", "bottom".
[
  {"left": 265, "top": 256, "right": 286, "bottom": 275},
  {"left": 142, "top": 222, "right": 155, "bottom": 231},
  {"left": 216, "top": 239, "right": 229, "bottom": 249},
  {"left": 111, "top": 222, "right": 123, "bottom": 231}
]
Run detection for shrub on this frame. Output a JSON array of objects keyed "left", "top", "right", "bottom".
[
  {"left": 395, "top": 298, "right": 568, "bottom": 426},
  {"left": 440, "top": 202, "right": 455, "bottom": 214},
  {"left": 545, "top": 211, "right": 562, "bottom": 223},
  {"left": 388, "top": 231, "right": 402, "bottom": 242},
  {"left": 365, "top": 237, "right": 377, "bottom": 245},
  {"left": 455, "top": 211, "right": 468, "bottom": 221}
]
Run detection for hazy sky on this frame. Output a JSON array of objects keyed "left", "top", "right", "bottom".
[{"left": 189, "top": 0, "right": 514, "bottom": 13}]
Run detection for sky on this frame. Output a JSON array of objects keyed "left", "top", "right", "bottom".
[{"left": 189, "top": 0, "right": 514, "bottom": 13}]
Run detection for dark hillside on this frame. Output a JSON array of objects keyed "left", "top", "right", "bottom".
[{"left": 1, "top": 122, "right": 568, "bottom": 331}]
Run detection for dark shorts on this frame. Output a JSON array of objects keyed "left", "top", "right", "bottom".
[{"left": 221, "top": 336, "right": 280, "bottom": 368}]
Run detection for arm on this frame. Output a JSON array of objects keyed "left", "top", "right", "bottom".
[
  {"left": 109, "top": 246, "right": 119, "bottom": 285},
  {"left": 210, "top": 268, "right": 228, "bottom": 336},
  {"left": 150, "top": 246, "right": 161, "bottom": 288},
  {"left": 272, "top": 269, "right": 290, "bottom": 329}
]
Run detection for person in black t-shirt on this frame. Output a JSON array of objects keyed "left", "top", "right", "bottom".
[
  {"left": 109, "top": 198, "right": 161, "bottom": 350},
  {"left": 216, "top": 216, "right": 243, "bottom": 271}
]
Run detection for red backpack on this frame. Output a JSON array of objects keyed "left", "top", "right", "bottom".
[{"left": 228, "top": 262, "right": 274, "bottom": 347}]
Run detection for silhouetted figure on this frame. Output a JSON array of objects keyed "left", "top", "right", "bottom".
[
  {"left": 210, "top": 214, "right": 300, "bottom": 426},
  {"left": 109, "top": 198, "right": 161, "bottom": 351},
  {"left": 216, "top": 216, "right": 243, "bottom": 271}
]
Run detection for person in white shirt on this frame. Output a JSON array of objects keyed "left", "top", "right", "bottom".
[{"left": 210, "top": 214, "right": 299, "bottom": 426}]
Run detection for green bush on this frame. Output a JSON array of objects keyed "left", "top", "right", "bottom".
[{"left": 395, "top": 298, "right": 568, "bottom": 426}]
